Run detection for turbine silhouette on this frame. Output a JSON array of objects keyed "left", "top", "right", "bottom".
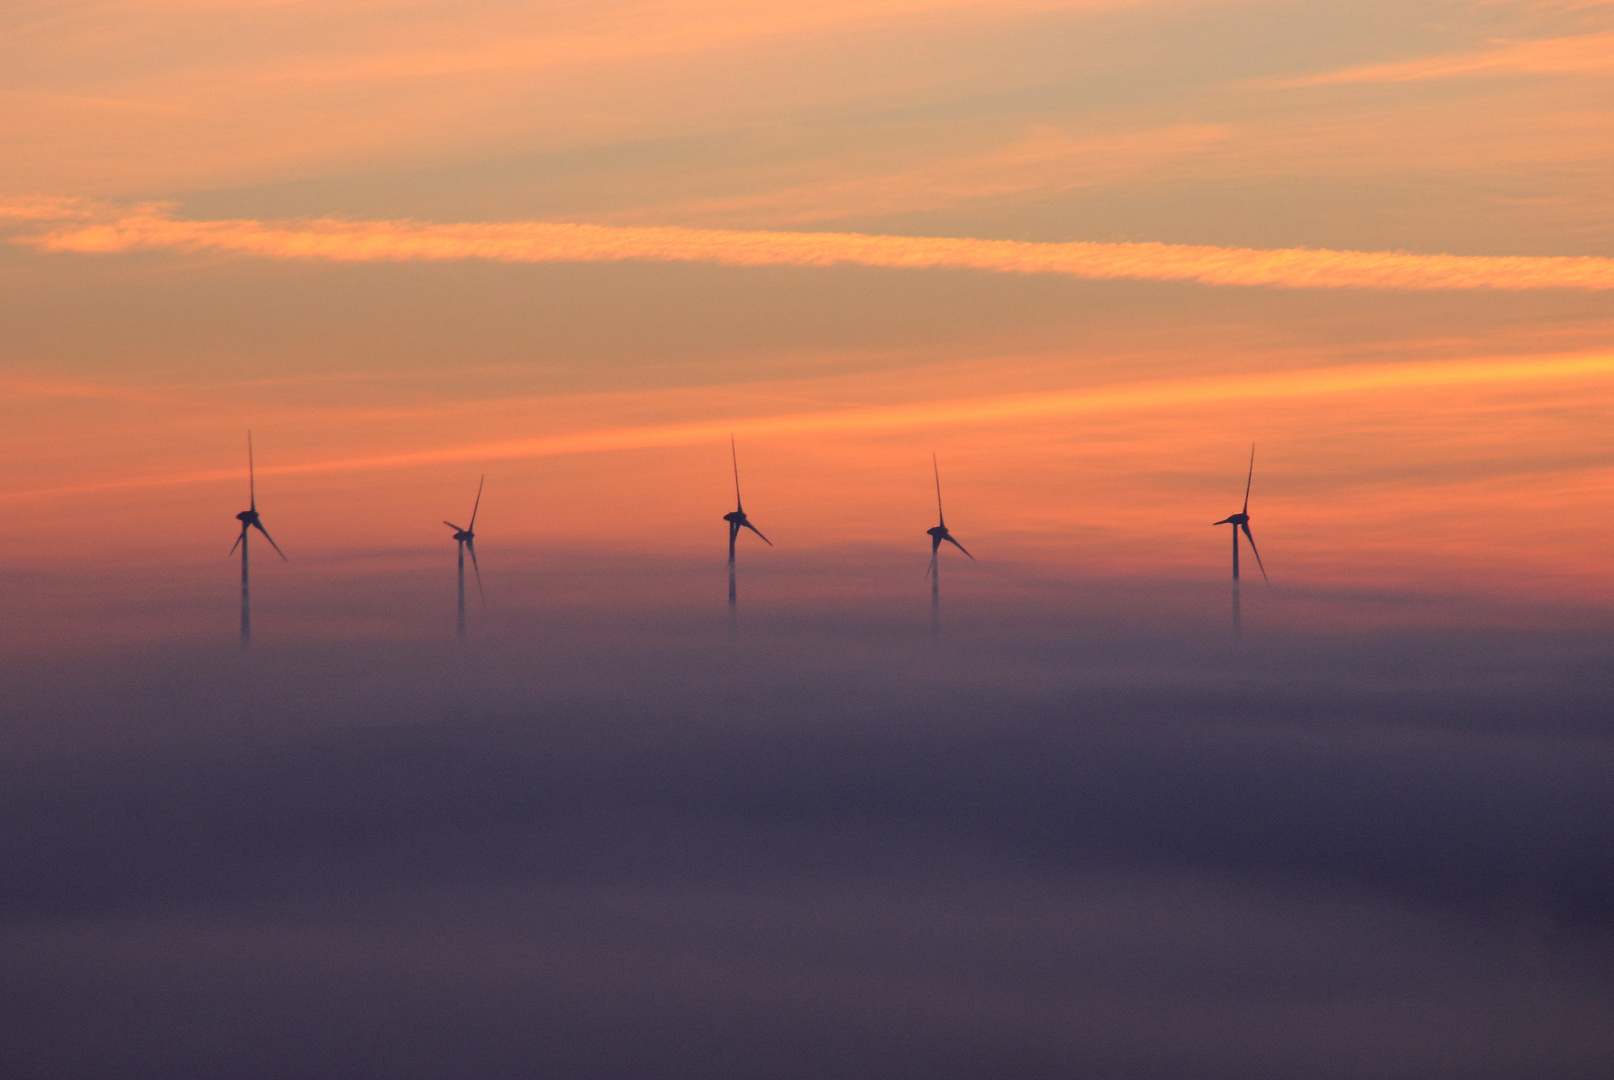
[
  {"left": 723, "top": 436, "right": 771, "bottom": 620},
  {"left": 925, "top": 453, "right": 974, "bottom": 631},
  {"left": 1213, "top": 443, "right": 1268, "bottom": 637},
  {"left": 444, "top": 475, "right": 485, "bottom": 641},
  {"left": 228, "top": 432, "right": 286, "bottom": 648}
]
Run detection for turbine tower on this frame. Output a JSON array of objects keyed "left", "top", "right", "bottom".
[
  {"left": 229, "top": 432, "right": 286, "bottom": 648},
  {"left": 926, "top": 453, "right": 974, "bottom": 632},
  {"left": 723, "top": 436, "right": 771, "bottom": 622},
  {"left": 1213, "top": 443, "right": 1268, "bottom": 638},
  {"left": 444, "top": 475, "right": 485, "bottom": 641}
]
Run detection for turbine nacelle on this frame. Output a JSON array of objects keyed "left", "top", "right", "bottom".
[
  {"left": 928, "top": 526, "right": 975, "bottom": 559},
  {"left": 231, "top": 433, "right": 282, "bottom": 558},
  {"left": 724, "top": 439, "right": 772, "bottom": 548},
  {"left": 446, "top": 475, "right": 484, "bottom": 549},
  {"left": 446, "top": 475, "right": 487, "bottom": 638},
  {"left": 232, "top": 431, "right": 285, "bottom": 648},
  {"left": 726, "top": 509, "right": 772, "bottom": 545},
  {"left": 1218, "top": 444, "right": 1267, "bottom": 584},
  {"left": 926, "top": 455, "right": 975, "bottom": 562}
]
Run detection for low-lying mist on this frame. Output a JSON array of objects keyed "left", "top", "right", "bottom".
[{"left": 2, "top": 552, "right": 1611, "bottom": 1078}]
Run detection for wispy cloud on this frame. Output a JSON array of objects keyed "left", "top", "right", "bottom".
[
  {"left": 21, "top": 207, "right": 1614, "bottom": 291},
  {"left": 0, "top": 374, "right": 173, "bottom": 406},
  {"left": 0, "top": 0, "right": 1120, "bottom": 193},
  {"left": 0, "top": 196, "right": 96, "bottom": 221},
  {"left": 609, "top": 124, "right": 1231, "bottom": 226},
  {"left": 6, "top": 350, "right": 1611, "bottom": 503},
  {"left": 1278, "top": 30, "right": 1614, "bottom": 87}
]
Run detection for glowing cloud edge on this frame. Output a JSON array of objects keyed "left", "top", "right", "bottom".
[
  {"left": 20, "top": 210, "right": 1614, "bottom": 292},
  {"left": 5, "top": 350, "right": 1612, "bottom": 503}
]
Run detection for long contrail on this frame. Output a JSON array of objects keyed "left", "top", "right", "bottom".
[{"left": 22, "top": 208, "right": 1614, "bottom": 292}]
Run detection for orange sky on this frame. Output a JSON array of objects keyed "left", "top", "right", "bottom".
[{"left": 3, "top": 0, "right": 1613, "bottom": 638}]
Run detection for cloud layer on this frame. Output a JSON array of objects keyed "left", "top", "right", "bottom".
[
  {"left": 2, "top": 614, "right": 1612, "bottom": 1078},
  {"left": 23, "top": 208, "right": 1614, "bottom": 291}
]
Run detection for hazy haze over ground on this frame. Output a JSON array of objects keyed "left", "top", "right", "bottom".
[{"left": 2, "top": 573, "right": 1613, "bottom": 1078}]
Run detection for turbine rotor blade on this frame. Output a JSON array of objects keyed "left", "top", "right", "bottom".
[
  {"left": 248, "top": 430, "right": 256, "bottom": 511},
  {"left": 944, "top": 534, "right": 975, "bottom": 560},
  {"left": 926, "top": 548, "right": 937, "bottom": 580},
  {"left": 933, "top": 452, "right": 944, "bottom": 525},
  {"left": 1242, "top": 443, "right": 1255, "bottom": 514},
  {"left": 444, "top": 521, "right": 463, "bottom": 532},
  {"left": 468, "top": 475, "right": 485, "bottom": 532},
  {"left": 467, "top": 539, "right": 486, "bottom": 605},
  {"left": 730, "top": 435, "right": 742, "bottom": 511},
  {"left": 742, "top": 521, "right": 772, "bottom": 546},
  {"left": 1241, "top": 522, "right": 1268, "bottom": 582},
  {"left": 229, "top": 522, "right": 247, "bottom": 556},
  {"left": 252, "top": 520, "right": 288, "bottom": 560}
]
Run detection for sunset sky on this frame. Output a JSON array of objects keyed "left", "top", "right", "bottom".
[
  {"left": 5, "top": 0, "right": 1614, "bottom": 636},
  {"left": 3, "top": 4, "right": 1614, "bottom": 1077}
]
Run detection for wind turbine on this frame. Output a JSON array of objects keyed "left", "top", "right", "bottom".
[
  {"left": 926, "top": 453, "right": 974, "bottom": 631},
  {"left": 723, "top": 436, "right": 771, "bottom": 621},
  {"left": 1213, "top": 443, "right": 1268, "bottom": 638},
  {"left": 444, "top": 475, "right": 485, "bottom": 641},
  {"left": 229, "top": 432, "right": 286, "bottom": 648}
]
